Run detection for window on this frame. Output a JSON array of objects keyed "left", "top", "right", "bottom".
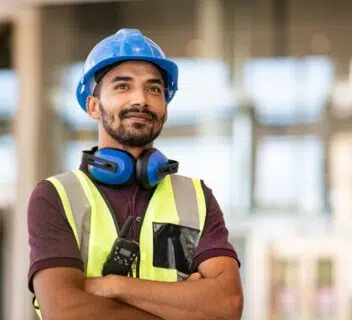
[
  {"left": 0, "top": 70, "right": 17, "bottom": 119},
  {"left": 255, "top": 136, "right": 324, "bottom": 213},
  {"left": 155, "top": 136, "right": 232, "bottom": 212},
  {"left": 270, "top": 259, "right": 300, "bottom": 320},
  {"left": 0, "top": 135, "right": 16, "bottom": 206},
  {"left": 316, "top": 259, "right": 335, "bottom": 319},
  {"left": 166, "top": 58, "right": 236, "bottom": 126},
  {"left": 244, "top": 56, "right": 333, "bottom": 125},
  {"left": 231, "top": 113, "right": 252, "bottom": 216},
  {"left": 53, "top": 62, "right": 96, "bottom": 130},
  {"left": 63, "top": 140, "right": 96, "bottom": 171}
]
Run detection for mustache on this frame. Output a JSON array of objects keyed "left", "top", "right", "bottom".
[{"left": 119, "top": 107, "right": 158, "bottom": 121}]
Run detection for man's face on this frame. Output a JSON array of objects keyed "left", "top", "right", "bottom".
[{"left": 89, "top": 61, "right": 167, "bottom": 147}]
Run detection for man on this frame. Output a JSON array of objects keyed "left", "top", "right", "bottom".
[{"left": 28, "top": 28, "right": 243, "bottom": 320}]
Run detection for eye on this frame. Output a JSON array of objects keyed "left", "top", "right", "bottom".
[
  {"left": 114, "top": 83, "right": 129, "bottom": 91},
  {"left": 148, "top": 86, "right": 163, "bottom": 94}
]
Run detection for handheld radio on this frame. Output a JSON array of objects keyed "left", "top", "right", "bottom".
[{"left": 102, "top": 216, "right": 140, "bottom": 276}]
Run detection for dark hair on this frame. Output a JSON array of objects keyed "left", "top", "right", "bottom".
[{"left": 92, "top": 80, "right": 102, "bottom": 98}]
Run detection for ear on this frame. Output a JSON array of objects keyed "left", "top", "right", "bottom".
[{"left": 86, "top": 96, "right": 101, "bottom": 120}]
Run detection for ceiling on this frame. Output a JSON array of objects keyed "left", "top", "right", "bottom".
[
  {"left": 4, "top": 0, "right": 131, "bottom": 3},
  {"left": 0, "top": 0, "right": 139, "bottom": 20}
]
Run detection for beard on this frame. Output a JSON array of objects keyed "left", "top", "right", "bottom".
[{"left": 98, "top": 101, "right": 166, "bottom": 147}]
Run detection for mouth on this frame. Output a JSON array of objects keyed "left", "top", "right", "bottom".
[{"left": 123, "top": 112, "right": 153, "bottom": 121}]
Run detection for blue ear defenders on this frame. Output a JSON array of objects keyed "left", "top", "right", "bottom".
[{"left": 82, "top": 147, "right": 179, "bottom": 189}]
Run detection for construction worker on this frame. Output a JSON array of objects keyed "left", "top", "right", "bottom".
[{"left": 27, "top": 28, "right": 243, "bottom": 320}]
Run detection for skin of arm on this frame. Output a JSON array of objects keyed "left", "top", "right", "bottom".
[
  {"left": 85, "top": 256, "right": 244, "bottom": 320},
  {"left": 33, "top": 267, "right": 162, "bottom": 320}
]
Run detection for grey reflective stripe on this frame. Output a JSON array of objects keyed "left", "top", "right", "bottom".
[
  {"left": 80, "top": 209, "right": 91, "bottom": 273},
  {"left": 170, "top": 175, "right": 199, "bottom": 230},
  {"left": 54, "top": 171, "right": 91, "bottom": 273}
]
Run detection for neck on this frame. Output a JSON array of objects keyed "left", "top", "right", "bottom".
[{"left": 98, "top": 130, "right": 151, "bottom": 159}]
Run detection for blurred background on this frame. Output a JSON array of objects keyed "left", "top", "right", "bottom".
[{"left": 0, "top": 0, "right": 351, "bottom": 319}]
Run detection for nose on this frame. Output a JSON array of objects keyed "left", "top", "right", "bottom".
[{"left": 130, "top": 87, "right": 148, "bottom": 107}]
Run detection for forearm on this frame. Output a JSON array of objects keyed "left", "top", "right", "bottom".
[
  {"left": 108, "top": 276, "right": 242, "bottom": 320},
  {"left": 34, "top": 267, "right": 162, "bottom": 320},
  {"left": 54, "top": 290, "right": 162, "bottom": 320}
]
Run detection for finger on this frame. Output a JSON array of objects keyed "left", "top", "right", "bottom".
[{"left": 187, "top": 272, "right": 203, "bottom": 281}]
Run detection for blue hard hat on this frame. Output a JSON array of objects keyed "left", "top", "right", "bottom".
[{"left": 76, "top": 28, "right": 179, "bottom": 112}]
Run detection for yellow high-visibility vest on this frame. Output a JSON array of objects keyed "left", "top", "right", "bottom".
[{"left": 33, "top": 169, "right": 206, "bottom": 319}]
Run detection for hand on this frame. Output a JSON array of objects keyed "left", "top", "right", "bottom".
[
  {"left": 85, "top": 275, "right": 117, "bottom": 299},
  {"left": 186, "top": 272, "right": 203, "bottom": 281}
]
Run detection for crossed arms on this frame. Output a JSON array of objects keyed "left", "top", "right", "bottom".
[{"left": 34, "top": 256, "right": 243, "bottom": 320}]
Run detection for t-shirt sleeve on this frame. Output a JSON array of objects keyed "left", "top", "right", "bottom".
[
  {"left": 27, "top": 180, "right": 83, "bottom": 293},
  {"left": 192, "top": 181, "right": 240, "bottom": 271}
]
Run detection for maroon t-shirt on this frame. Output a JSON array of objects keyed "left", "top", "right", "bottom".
[{"left": 27, "top": 162, "right": 239, "bottom": 293}]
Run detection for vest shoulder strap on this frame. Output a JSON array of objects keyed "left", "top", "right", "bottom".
[
  {"left": 34, "top": 171, "right": 93, "bottom": 320},
  {"left": 47, "top": 170, "right": 91, "bottom": 270}
]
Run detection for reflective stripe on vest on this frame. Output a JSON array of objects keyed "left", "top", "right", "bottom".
[{"left": 34, "top": 170, "right": 206, "bottom": 319}]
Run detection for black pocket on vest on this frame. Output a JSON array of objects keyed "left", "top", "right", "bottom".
[{"left": 152, "top": 223, "right": 200, "bottom": 275}]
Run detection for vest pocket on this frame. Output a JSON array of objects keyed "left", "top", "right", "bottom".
[{"left": 152, "top": 223, "right": 200, "bottom": 275}]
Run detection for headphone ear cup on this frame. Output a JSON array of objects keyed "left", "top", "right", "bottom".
[
  {"left": 136, "top": 148, "right": 168, "bottom": 189},
  {"left": 88, "top": 148, "right": 135, "bottom": 186}
]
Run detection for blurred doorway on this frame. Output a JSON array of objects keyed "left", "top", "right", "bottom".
[{"left": 269, "top": 237, "right": 337, "bottom": 320}]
